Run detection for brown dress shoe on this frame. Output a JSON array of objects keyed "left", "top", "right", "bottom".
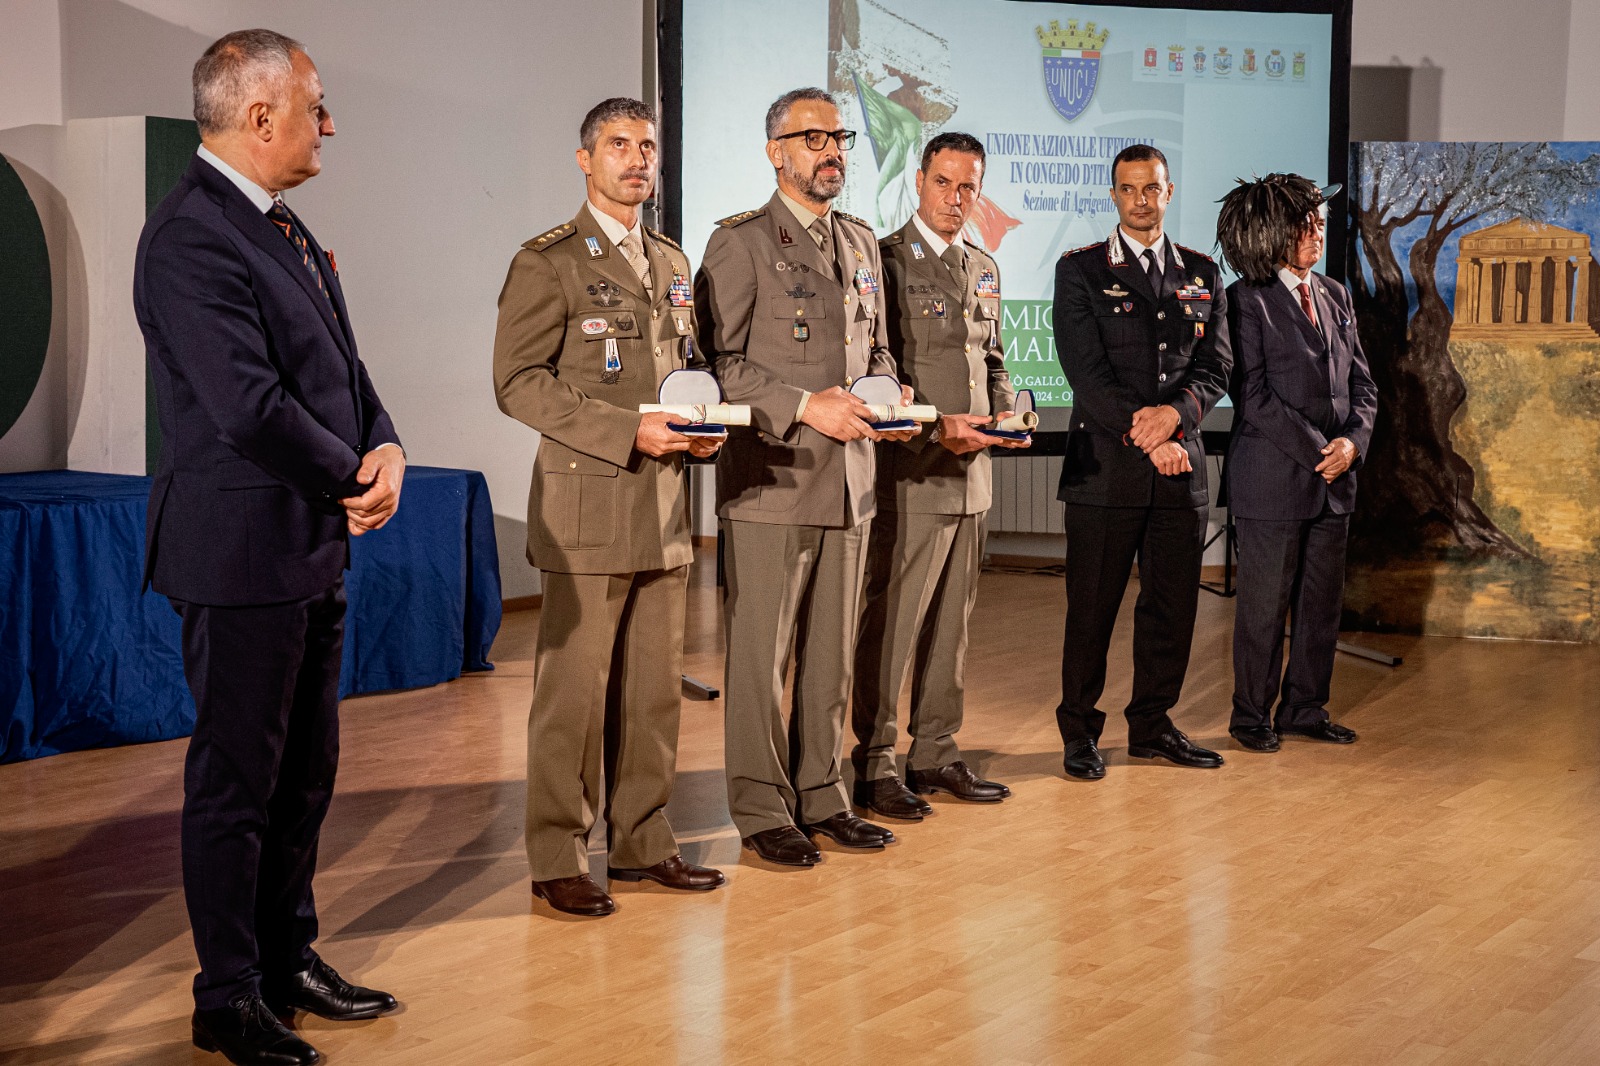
[
  {"left": 531, "top": 874, "right": 616, "bottom": 916},
  {"left": 742, "top": 825, "right": 821, "bottom": 866},
  {"left": 907, "top": 760, "right": 1011, "bottom": 802},
  {"left": 608, "top": 854, "right": 726, "bottom": 891},
  {"left": 852, "top": 776, "right": 933, "bottom": 820}
]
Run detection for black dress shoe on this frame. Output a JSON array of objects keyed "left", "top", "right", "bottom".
[
  {"left": 907, "top": 760, "right": 1011, "bottom": 802},
  {"left": 264, "top": 958, "right": 397, "bottom": 1022},
  {"left": 1279, "top": 720, "right": 1358, "bottom": 744},
  {"left": 193, "top": 995, "right": 319, "bottom": 1065},
  {"left": 742, "top": 825, "right": 822, "bottom": 866},
  {"left": 1063, "top": 739, "right": 1106, "bottom": 780},
  {"left": 531, "top": 874, "right": 617, "bottom": 916},
  {"left": 608, "top": 853, "right": 726, "bottom": 891},
  {"left": 1229, "top": 726, "right": 1281, "bottom": 752},
  {"left": 1128, "top": 729, "right": 1224, "bottom": 768},
  {"left": 804, "top": 811, "right": 895, "bottom": 849},
  {"left": 852, "top": 776, "right": 933, "bottom": 820}
]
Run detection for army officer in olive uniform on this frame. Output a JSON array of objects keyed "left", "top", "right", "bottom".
[
  {"left": 852, "top": 132, "right": 1027, "bottom": 822},
  {"left": 695, "top": 87, "right": 913, "bottom": 867},
  {"left": 1053, "top": 144, "right": 1234, "bottom": 782},
  {"left": 494, "top": 98, "right": 724, "bottom": 918}
]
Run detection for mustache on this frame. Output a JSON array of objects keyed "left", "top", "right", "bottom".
[
  {"left": 621, "top": 168, "right": 653, "bottom": 182},
  {"left": 813, "top": 155, "right": 844, "bottom": 175}
]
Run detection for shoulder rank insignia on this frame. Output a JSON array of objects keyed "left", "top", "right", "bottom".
[
  {"left": 645, "top": 227, "right": 683, "bottom": 252},
  {"left": 716, "top": 208, "right": 764, "bottom": 228},
  {"left": 834, "top": 210, "right": 873, "bottom": 230},
  {"left": 880, "top": 231, "right": 904, "bottom": 247},
  {"left": 1062, "top": 241, "right": 1102, "bottom": 259},
  {"left": 526, "top": 222, "right": 575, "bottom": 251},
  {"left": 1175, "top": 243, "right": 1214, "bottom": 263}
]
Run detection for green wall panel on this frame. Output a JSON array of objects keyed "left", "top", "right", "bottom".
[{"left": 145, "top": 117, "right": 201, "bottom": 473}]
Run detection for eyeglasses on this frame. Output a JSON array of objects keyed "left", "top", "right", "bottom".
[{"left": 774, "top": 128, "right": 858, "bottom": 151}]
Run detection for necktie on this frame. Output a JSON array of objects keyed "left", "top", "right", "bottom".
[
  {"left": 942, "top": 244, "right": 969, "bottom": 294},
  {"left": 267, "top": 199, "right": 332, "bottom": 305},
  {"left": 1299, "top": 281, "right": 1319, "bottom": 329},
  {"left": 620, "top": 231, "right": 653, "bottom": 296},
  {"left": 810, "top": 216, "right": 838, "bottom": 281},
  {"left": 1143, "top": 248, "right": 1164, "bottom": 300}
]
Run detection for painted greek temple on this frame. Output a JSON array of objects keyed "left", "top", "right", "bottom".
[{"left": 1451, "top": 218, "right": 1600, "bottom": 339}]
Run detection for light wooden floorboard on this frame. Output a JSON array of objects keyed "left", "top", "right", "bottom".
[{"left": 2, "top": 553, "right": 1598, "bottom": 1065}]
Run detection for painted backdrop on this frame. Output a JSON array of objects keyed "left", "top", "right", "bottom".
[{"left": 1347, "top": 141, "right": 1600, "bottom": 642}]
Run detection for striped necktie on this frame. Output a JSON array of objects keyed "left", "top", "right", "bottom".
[{"left": 268, "top": 198, "right": 332, "bottom": 305}]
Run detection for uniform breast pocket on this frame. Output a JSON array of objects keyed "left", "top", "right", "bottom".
[
  {"left": 577, "top": 308, "right": 644, "bottom": 382},
  {"left": 1093, "top": 300, "right": 1144, "bottom": 357},
  {"left": 532, "top": 442, "right": 619, "bottom": 550},
  {"left": 771, "top": 295, "right": 828, "bottom": 363}
]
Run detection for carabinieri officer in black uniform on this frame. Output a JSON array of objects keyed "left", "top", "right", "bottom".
[{"left": 1052, "top": 144, "right": 1233, "bottom": 781}]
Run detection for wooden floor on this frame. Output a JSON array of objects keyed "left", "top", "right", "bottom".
[{"left": 4, "top": 552, "right": 1600, "bottom": 1065}]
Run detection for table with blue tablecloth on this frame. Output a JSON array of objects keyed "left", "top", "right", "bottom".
[{"left": 0, "top": 467, "right": 502, "bottom": 763}]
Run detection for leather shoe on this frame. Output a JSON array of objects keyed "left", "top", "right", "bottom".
[
  {"left": 608, "top": 853, "right": 726, "bottom": 891},
  {"left": 1063, "top": 739, "right": 1106, "bottom": 780},
  {"left": 1230, "top": 726, "right": 1281, "bottom": 752},
  {"left": 742, "top": 825, "right": 821, "bottom": 866},
  {"left": 908, "top": 760, "right": 1010, "bottom": 802},
  {"left": 193, "top": 994, "right": 319, "bottom": 1065},
  {"left": 1128, "top": 729, "right": 1224, "bottom": 768},
  {"left": 852, "top": 776, "right": 933, "bottom": 820},
  {"left": 804, "top": 811, "right": 895, "bottom": 849},
  {"left": 263, "top": 957, "right": 396, "bottom": 1021},
  {"left": 1279, "top": 720, "right": 1358, "bottom": 744},
  {"left": 531, "top": 874, "right": 616, "bottom": 916}
]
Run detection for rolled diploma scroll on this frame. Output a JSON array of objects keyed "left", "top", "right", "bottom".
[
  {"left": 865, "top": 404, "right": 938, "bottom": 423},
  {"left": 994, "top": 410, "right": 1040, "bottom": 433},
  {"left": 638, "top": 403, "right": 752, "bottom": 426}
]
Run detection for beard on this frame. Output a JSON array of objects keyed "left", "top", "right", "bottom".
[{"left": 783, "top": 153, "right": 845, "bottom": 201}]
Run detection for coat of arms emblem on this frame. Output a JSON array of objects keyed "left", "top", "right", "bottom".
[{"left": 1037, "top": 19, "right": 1108, "bottom": 122}]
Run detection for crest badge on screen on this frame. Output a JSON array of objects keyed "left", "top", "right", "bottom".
[{"left": 1037, "top": 19, "right": 1107, "bottom": 123}]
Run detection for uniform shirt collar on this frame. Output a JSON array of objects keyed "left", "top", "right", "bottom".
[
  {"left": 911, "top": 212, "right": 963, "bottom": 259},
  {"left": 1119, "top": 226, "right": 1168, "bottom": 266},
  {"left": 196, "top": 144, "right": 277, "bottom": 214},
  {"left": 777, "top": 187, "right": 829, "bottom": 232},
  {"left": 585, "top": 199, "right": 643, "bottom": 248}
]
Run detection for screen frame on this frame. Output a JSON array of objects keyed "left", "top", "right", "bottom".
[{"left": 655, "top": 0, "right": 1353, "bottom": 435}]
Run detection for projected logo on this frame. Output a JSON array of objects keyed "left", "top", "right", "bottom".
[{"left": 1036, "top": 19, "right": 1107, "bottom": 122}]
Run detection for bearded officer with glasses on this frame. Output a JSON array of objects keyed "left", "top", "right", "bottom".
[{"left": 694, "top": 87, "right": 916, "bottom": 867}]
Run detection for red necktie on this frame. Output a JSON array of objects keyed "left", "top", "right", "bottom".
[{"left": 1299, "top": 281, "right": 1318, "bottom": 328}]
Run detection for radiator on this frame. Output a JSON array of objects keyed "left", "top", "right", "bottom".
[{"left": 989, "top": 455, "right": 1066, "bottom": 534}]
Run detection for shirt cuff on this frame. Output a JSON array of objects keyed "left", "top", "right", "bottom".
[
  {"left": 795, "top": 390, "right": 812, "bottom": 422},
  {"left": 371, "top": 442, "right": 405, "bottom": 458}
]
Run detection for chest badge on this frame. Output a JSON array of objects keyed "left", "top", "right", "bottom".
[
  {"left": 581, "top": 317, "right": 607, "bottom": 336},
  {"left": 1103, "top": 285, "right": 1130, "bottom": 298},
  {"left": 668, "top": 271, "right": 692, "bottom": 307},
  {"left": 1195, "top": 323, "right": 1206, "bottom": 338},
  {"left": 784, "top": 283, "right": 815, "bottom": 299},
  {"left": 853, "top": 267, "right": 879, "bottom": 296},
  {"left": 585, "top": 236, "right": 603, "bottom": 258},
  {"left": 1123, "top": 301, "right": 1134, "bottom": 312},
  {"left": 587, "top": 280, "right": 623, "bottom": 307},
  {"left": 793, "top": 322, "right": 810, "bottom": 342},
  {"left": 932, "top": 299, "right": 947, "bottom": 319},
  {"left": 975, "top": 268, "right": 1000, "bottom": 298},
  {"left": 602, "top": 337, "right": 622, "bottom": 382}
]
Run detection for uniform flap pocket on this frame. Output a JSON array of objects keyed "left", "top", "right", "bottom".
[
  {"left": 1094, "top": 298, "right": 1136, "bottom": 317},
  {"left": 539, "top": 440, "right": 619, "bottom": 477},
  {"left": 770, "top": 295, "right": 828, "bottom": 320},
  {"left": 911, "top": 297, "right": 952, "bottom": 319},
  {"left": 978, "top": 298, "right": 1000, "bottom": 320},
  {"left": 1182, "top": 302, "right": 1214, "bottom": 322},
  {"left": 578, "top": 311, "right": 644, "bottom": 340}
]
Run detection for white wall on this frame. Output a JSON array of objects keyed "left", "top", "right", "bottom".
[
  {"left": 0, "top": 0, "right": 646, "bottom": 598},
  {"left": 1352, "top": 0, "right": 1586, "bottom": 142}
]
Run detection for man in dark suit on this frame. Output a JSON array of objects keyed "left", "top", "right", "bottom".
[
  {"left": 1052, "top": 144, "right": 1234, "bottom": 780},
  {"left": 1216, "top": 175, "right": 1377, "bottom": 751},
  {"left": 135, "top": 30, "right": 400, "bottom": 1065}
]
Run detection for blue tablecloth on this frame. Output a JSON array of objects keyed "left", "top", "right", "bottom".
[{"left": 0, "top": 467, "right": 501, "bottom": 763}]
